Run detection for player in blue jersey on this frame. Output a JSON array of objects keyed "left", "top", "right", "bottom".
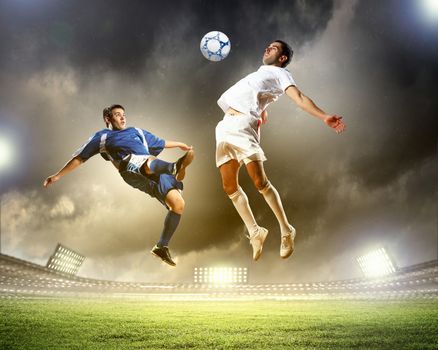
[{"left": 44, "top": 104, "right": 194, "bottom": 266}]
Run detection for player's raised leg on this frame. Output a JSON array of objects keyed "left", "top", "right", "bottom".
[
  {"left": 150, "top": 189, "right": 185, "bottom": 267},
  {"left": 220, "top": 160, "right": 268, "bottom": 261},
  {"left": 246, "top": 160, "right": 296, "bottom": 259},
  {"left": 142, "top": 150, "right": 194, "bottom": 181}
]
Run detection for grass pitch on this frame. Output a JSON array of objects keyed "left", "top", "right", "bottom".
[{"left": 1, "top": 298, "right": 437, "bottom": 349}]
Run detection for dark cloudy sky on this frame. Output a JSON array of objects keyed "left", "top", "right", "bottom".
[{"left": 0, "top": 0, "right": 436, "bottom": 283}]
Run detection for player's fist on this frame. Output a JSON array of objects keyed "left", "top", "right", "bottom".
[
  {"left": 324, "top": 115, "right": 346, "bottom": 134},
  {"left": 43, "top": 174, "right": 60, "bottom": 188}
]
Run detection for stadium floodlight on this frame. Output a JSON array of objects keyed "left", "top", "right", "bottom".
[
  {"left": 46, "top": 243, "right": 85, "bottom": 276},
  {"left": 0, "top": 137, "right": 13, "bottom": 170},
  {"left": 0, "top": 136, "right": 14, "bottom": 254},
  {"left": 194, "top": 267, "right": 248, "bottom": 285},
  {"left": 357, "top": 247, "right": 396, "bottom": 278},
  {"left": 422, "top": 0, "right": 438, "bottom": 19}
]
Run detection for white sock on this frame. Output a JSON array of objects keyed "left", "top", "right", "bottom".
[
  {"left": 259, "top": 181, "right": 292, "bottom": 235},
  {"left": 228, "top": 187, "right": 258, "bottom": 236}
]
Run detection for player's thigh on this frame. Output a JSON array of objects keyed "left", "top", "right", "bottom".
[
  {"left": 165, "top": 189, "right": 185, "bottom": 213},
  {"left": 219, "top": 159, "right": 241, "bottom": 193},
  {"left": 245, "top": 160, "right": 268, "bottom": 190}
]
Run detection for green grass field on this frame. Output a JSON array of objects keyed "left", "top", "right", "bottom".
[{"left": 1, "top": 298, "right": 437, "bottom": 350}]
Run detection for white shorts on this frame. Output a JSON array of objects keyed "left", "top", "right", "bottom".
[
  {"left": 215, "top": 114, "right": 266, "bottom": 167},
  {"left": 119, "top": 154, "right": 152, "bottom": 173}
]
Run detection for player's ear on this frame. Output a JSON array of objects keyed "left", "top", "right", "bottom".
[
  {"left": 104, "top": 115, "right": 111, "bottom": 127},
  {"left": 279, "top": 55, "right": 287, "bottom": 65}
]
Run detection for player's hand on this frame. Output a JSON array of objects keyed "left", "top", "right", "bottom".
[
  {"left": 43, "top": 174, "right": 60, "bottom": 188},
  {"left": 178, "top": 143, "right": 193, "bottom": 151},
  {"left": 324, "top": 115, "right": 346, "bottom": 134}
]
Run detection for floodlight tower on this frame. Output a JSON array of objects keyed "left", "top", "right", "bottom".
[
  {"left": 194, "top": 267, "right": 248, "bottom": 285},
  {"left": 0, "top": 136, "right": 14, "bottom": 254},
  {"left": 357, "top": 247, "right": 397, "bottom": 278},
  {"left": 47, "top": 243, "right": 85, "bottom": 276}
]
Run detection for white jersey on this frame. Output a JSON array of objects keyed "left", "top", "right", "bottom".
[{"left": 217, "top": 65, "right": 296, "bottom": 117}]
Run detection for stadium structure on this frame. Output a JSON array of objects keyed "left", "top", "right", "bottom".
[{"left": 1, "top": 253, "right": 437, "bottom": 300}]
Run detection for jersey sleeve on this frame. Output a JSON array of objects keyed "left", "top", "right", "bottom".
[
  {"left": 278, "top": 69, "right": 296, "bottom": 91},
  {"left": 142, "top": 129, "right": 165, "bottom": 156},
  {"left": 72, "top": 132, "right": 101, "bottom": 161}
]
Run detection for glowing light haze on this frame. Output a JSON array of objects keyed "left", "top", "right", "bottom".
[
  {"left": 423, "top": 0, "right": 438, "bottom": 19},
  {"left": 357, "top": 248, "right": 396, "bottom": 278},
  {"left": 0, "top": 138, "right": 13, "bottom": 170}
]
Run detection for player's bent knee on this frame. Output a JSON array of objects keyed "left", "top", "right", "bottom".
[
  {"left": 258, "top": 180, "right": 271, "bottom": 193},
  {"left": 222, "top": 183, "right": 238, "bottom": 196},
  {"left": 253, "top": 178, "right": 268, "bottom": 191},
  {"left": 165, "top": 190, "right": 185, "bottom": 214},
  {"left": 170, "top": 197, "right": 185, "bottom": 214}
]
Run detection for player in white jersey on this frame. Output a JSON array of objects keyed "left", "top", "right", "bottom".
[{"left": 216, "top": 40, "right": 346, "bottom": 261}]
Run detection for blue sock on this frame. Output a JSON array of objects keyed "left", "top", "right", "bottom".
[
  {"left": 149, "top": 158, "right": 175, "bottom": 175},
  {"left": 157, "top": 211, "right": 181, "bottom": 247}
]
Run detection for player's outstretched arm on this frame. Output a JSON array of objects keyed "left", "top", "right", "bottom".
[
  {"left": 164, "top": 140, "right": 193, "bottom": 151},
  {"left": 285, "top": 85, "right": 346, "bottom": 134},
  {"left": 43, "top": 157, "right": 84, "bottom": 188}
]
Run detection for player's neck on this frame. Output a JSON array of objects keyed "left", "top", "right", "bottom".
[{"left": 264, "top": 62, "right": 283, "bottom": 68}]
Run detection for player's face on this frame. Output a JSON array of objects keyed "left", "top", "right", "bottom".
[
  {"left": 262, "top": 42, "right": 284, "bottom": 66},
  {"left": 109, "top": 108, "right": 127, "bottom": 130}
]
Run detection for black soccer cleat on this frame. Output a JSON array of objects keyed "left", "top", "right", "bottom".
[
  {"left": 151, "top": 245, "right": 176, "bottom": 267},
  {"left": 174, "top": 150, "right": 194, "bottom": 181}
]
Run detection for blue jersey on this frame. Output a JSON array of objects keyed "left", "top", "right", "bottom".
[{"left": 73, "top": 127, "right": 165, "bottom": 163}]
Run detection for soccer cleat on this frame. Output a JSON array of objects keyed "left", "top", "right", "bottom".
[
  {"left": 249, "top": 227, "right": 269, "bottom": 261},
  {"left": 280, "top": 226, "right": 296, "bottom": 259},
  {"left": 174, "top": 150, "right": 195, "bottom": 181},
  {"left": 150, "top": 245, "right": 176, "bottom": 266}
]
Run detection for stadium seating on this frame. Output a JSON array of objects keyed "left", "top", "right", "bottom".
[{"left": 1, "top": 254, "right": 437, "bottom": 300}]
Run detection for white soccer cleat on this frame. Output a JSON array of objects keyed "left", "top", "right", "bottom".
[
  {"left": 280, "top": 226, "right": 296, "bottom": 259},
  {"left": 249, "top": 227, "right": 269, "bottom": 261}
]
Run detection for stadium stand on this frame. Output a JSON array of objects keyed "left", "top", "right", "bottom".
[{"left": 0, "top": 254, "right": 437, "bottom": 300}]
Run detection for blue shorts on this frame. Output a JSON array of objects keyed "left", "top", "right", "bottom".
[{"left": 119, "top": 155, "right": 183, "bottom": 208}]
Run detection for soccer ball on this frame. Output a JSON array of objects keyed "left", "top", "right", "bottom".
[{"left": 200, "top": 31, "right": 231, "bottom": 62}]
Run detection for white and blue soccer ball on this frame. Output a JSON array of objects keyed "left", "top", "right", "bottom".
[{"left": 200, "top": 31, "right": 231, "bottom": 62}]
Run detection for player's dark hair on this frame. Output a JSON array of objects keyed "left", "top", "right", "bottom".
[{"left": 274, "top": 40, "right": 293, "bottom": 67}]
